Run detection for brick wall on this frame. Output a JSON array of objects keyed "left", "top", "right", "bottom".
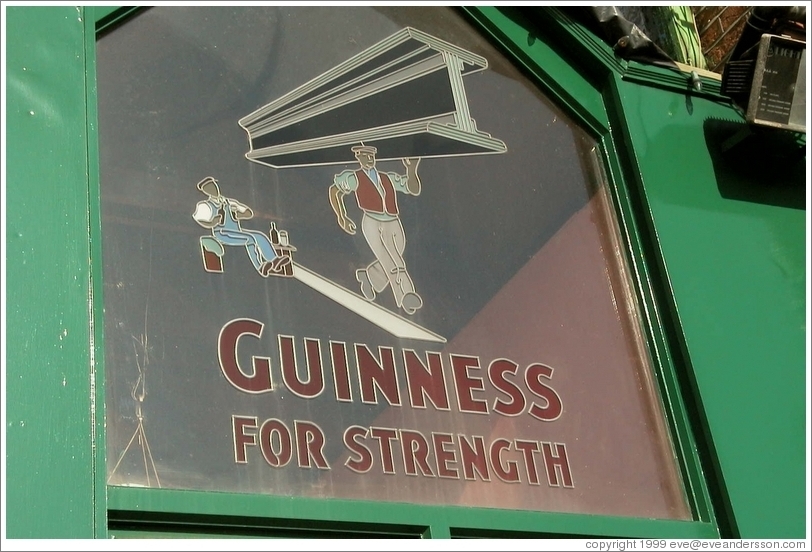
[{"left": 692, "top": 6, "right": 751, "bottom": 72}]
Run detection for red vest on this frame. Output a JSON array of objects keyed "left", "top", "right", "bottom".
[{"left": 355, "top": 170, "right": 398, "bottom": 215}]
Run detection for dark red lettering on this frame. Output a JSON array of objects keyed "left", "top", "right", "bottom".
[
  {"left": 343, "top": 426, "right": 373, "bottom": 473},
  {"left": 218, "top": 319, "right": 273, "bottom": 393},
  {"left": 489, "top": 359, "right": 526, "bottom": 416},
  {"left": 279, "top": 336, "right": 324, "bottom": 398},
  {"left": 356, "top": 345, "right": 401, "bottom": 406},
  {"left": 514, "top": 439, "right": 541, "bottom": 485},
  {"left": 526, "top": 363, "right": 563, "bottom": 421},
  {"left": 432, "top": 433, "right": 458, "bottom": 479},
  {"left": 232, "top": 416, "right": 257, "bottom": 463},
  {"left": 458, "top": 434, "right": 490, "bottom": 481},
  {"left": 259, "top": 418, "right": 292, "bottom": 468},
  {"left": 401, "top": 430, "right": 434, "bottom": 477},
  {"left": 451, "top": 355, "right": 488, "bottom": 414},
  {"left": 370, "top": 427, "right": 398, "bottom": 474},
  {"left": 542, "top": 442, "right": 574, "bottom": 487},
  {"left": 330, "top": 341, "right": 352, "bottom": 402},
  {"left": 295, "top": 420, "right": 329, "bottom": 469},
  {"left": 490, "top": 438, "right": 520, "bottom": 483},
  {"left": 403, "top": 350, "right": 449, "bottom": 410}
]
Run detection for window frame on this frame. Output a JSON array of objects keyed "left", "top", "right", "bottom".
[{"left": 87, "top": 5, "right": 721, "bottom": 539}]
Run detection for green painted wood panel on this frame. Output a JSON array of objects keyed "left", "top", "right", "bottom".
[
  {"left": 607, "top": 76, "right": 807, "bottom": 538},
  {"left": 107, "top": 486, "right": 719, "bottom": 539},
  {"left": 5, "top": 6, "right": 97, "bottom": 538}
]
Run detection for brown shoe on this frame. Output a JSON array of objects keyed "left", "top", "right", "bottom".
[
  {"left": 261, "top": 255, "right": 291, "bottom": 276},
  {"left": 271, "top": 256, "right": 291, "bottom": 272}
]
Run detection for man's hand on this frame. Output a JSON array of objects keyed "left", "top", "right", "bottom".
[
  {"left": 337, "top": 215, "right": 356, "bottom": 235},
  {"left": 329, "top": 184, "right": 355, "bottom": 234},
  {"left": 402, "top": 157, "right": 420, "bottom": 170},
  {"left": 403, "top": 157, "right": 422, "bottom": 195}
]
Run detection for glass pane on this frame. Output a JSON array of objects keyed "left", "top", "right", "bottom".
[{"left": 97, "top": 6, "right": 690, "bottom": 520}]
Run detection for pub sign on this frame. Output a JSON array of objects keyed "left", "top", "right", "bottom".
[{"left": 98, "top": 6, "right": 689, "bottom": 520}]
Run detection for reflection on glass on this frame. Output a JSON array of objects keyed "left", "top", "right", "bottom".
[{"left": 98, "top": 6, "right": 690, "bottom": 519}]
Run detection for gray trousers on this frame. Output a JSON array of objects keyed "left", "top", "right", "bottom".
[{"left": 361, "top": 214, "right": 415, "bottom": 307}]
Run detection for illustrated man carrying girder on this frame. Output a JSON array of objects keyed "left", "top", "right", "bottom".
[{"left": 329, "top": 144, "right": 423, "bottom": 315}]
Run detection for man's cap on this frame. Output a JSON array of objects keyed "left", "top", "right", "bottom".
[
  {"left": 351, "top": 144, "right": 377, "bottom": 154},
  {"left": 197, "top": 176, "right": 220, "bottom": 192}
]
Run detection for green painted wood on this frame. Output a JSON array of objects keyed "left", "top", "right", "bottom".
[
  {"left": 622, "top": 61, "right": 723, "bottom": 98},
  {"left": 5, "top": 6, "right": 97, "bottom": 538},
  {"left": 84, "top": 8, "right": 110, "bottom": 539},
  {"left": 598, "top": 135, "right": 716, "bottom": 527},
  {"left": 107, "top": 487, "right": 719, "bottom": 539},
  {"left": 94, "top": 6, "right": 143, "bottom": 34},
  {"left": 607, "top": 76, "right": 807, "bottom": 539}
]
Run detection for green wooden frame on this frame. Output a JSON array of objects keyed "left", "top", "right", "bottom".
[{"left": 6, "top": 6, "right": 101, "bottom": 539}]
